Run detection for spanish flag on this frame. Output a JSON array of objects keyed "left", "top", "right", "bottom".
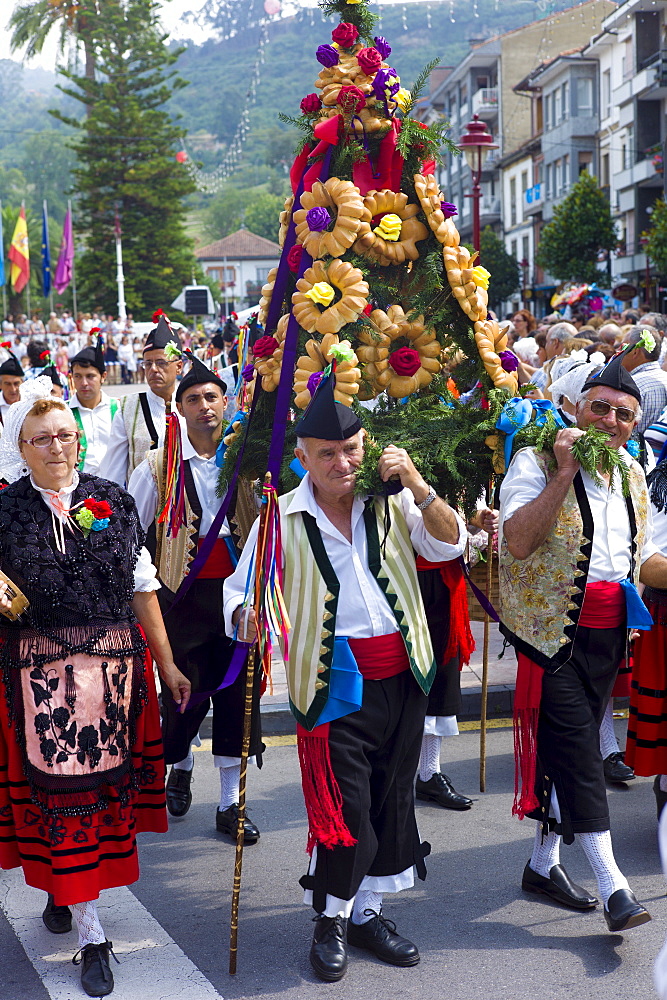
[{"left": 9, "top": 207, "right": 30, "bottom": 294}]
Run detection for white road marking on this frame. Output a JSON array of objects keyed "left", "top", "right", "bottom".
[{"left": 0, "top": 870, "right": 224, "bottom": 1000}]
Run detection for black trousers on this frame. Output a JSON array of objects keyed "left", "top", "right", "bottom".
[
  {"left": 418, "top": 568, "right": 462, "bottom": 717},
  {"left": 158, "top": 578, "right": 263, "bottom": 765},
  {"left": 300, "top": 670, "right": 430, "bottom": 911},
  {"left": 527, "top": 624, "right": 626, "bottom": 844}
]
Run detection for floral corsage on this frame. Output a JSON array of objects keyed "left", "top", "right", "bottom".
[{"left": 75, "top": 498, "right": 112, "bottom": 537}]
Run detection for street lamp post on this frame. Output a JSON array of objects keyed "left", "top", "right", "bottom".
[{"left": 460, "top": 114, "right": 498, "bottom": 259}]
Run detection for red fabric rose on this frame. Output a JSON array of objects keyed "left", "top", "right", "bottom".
[
  {"left": 152, "top": 309, "right": 165, "bottom": 323},
  {"left": 1, "top": 341, "right": 10, "bottom": 349},
  {"left": 300, "top": 93, "right": 322, "bottom": 114},
  {"left": 337, "top": 85, "right": 367, "bottom": 114},
  {"left": 83, "top": 498, "right": 113, "bottom": 519},
  {"left": 39, "top": 350, "right": 50, "bottom": 361},
  {"left": 287, "top": 245, "right": 303, "bottom": 273},
  {"left": 363, "top": 303, "right": 373, "bottom": 316},
  {"left": 389, "top": 347, "right": 421, "bottom": 377},
  {"left": 356, "top": 47, "right": 382, "bottom": 76},
  {"left": 89, "top": 327, "right": 101, "bottom": 335},
  {"left": 331, "top": 22, "right": 359, "bottom": 48},
  {"left": 253, "top": 335, "right": 279, "bottom": 359}
]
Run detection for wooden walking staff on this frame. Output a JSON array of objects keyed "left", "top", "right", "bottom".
[
  {"left": 154, "top": 400, "right": 171, "bottom": 569},
  {"left": 479, "top": 477, "right": 494, "bottom": 793},
  {"left": 229, "top": 472, "right": 290, "bottom": 974}
]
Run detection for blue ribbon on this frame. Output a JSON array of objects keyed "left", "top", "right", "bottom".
[
  {"left": 619, "top": 578, "right": 654, "bottom": 630},
  {"left": 314, "top": 637, "right": 364, "bottom": 726},
  {"left": 496, "top": 397, "right": 565, "bottom": 470}
]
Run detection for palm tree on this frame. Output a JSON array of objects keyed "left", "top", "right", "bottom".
[{"left": 9, "top": 1, "right": 96, "bottom": 82}]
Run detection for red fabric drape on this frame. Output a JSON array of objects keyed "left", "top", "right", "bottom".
[
  {"left": 348, "top": 631, "right": 408, "bottom": 679},
  {"left": 416, "top": 556, "right": 475, "bottom": 666}
]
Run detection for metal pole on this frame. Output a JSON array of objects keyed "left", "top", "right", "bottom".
[
  {"left": 0, "top": 198, "right": 6, "bottom": 319},
  {"left": 479, "top": 478, "right": 493, "bottom": 793},
  {"left": 223, "top": 256, "right": 229, "bottom": 318},
  {"left": 472, "top": 150, "right": 482, "bottom": 259},
  {"left": 70, "top": 201, "right": 78, "bottom": 321},
  {"left": 43, "top": 200, "right": 54, "bottom": 314},
  {"left": 115, "top": 229, "right": 127, "bottom": 322}
]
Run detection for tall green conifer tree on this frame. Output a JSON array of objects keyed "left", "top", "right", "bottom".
[{"left": 52, "top": 0, "right": 196, "bottom": 317}]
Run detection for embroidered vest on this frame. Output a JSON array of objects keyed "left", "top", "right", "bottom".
[
  {"left": 499, "top": 448, "right": 649, "bottom": 670},
  {"left": 279, "top": 491, "right": 436, "bottom": 730},
  {"left": 119, "top": 392, "right": 162, "bottom": 481}
]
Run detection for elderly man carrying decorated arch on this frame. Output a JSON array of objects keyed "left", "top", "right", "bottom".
[{"left": 499, "top": 350, "right": 667, "bottom": 935}]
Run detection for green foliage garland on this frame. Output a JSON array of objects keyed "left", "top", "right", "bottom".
[{"left": 513, "top": 419, "right": 630, "bottom": 495}]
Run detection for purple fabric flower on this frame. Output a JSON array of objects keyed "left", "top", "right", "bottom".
[
  {"left": 307, "top": 371, "right": 324, "bottom": 396},
  {"left": 440, "top": 201, "right": 458, "bottom": 218},
  {"left": 316, "top": 44, "right": 339, "bottom": 68},
  {"left": 374, "top": 36, "right": 392, "bottom": 59},
  {"left": 242, "top": 363, "right": 255, "bottom": 383},
  {"left": 306, "top": 207, "right": 331, "bottom": 232},
  {"left": 499, "top": 351, "right": 519, "bottom": 373},
  {"left": 371, "top": 67, "right": 400, "bottom": 101}
]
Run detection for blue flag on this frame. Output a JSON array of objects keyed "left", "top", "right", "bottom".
[
  {"left": 41, "top": 201, "right": 51, "bottom": 297},
  {"left": 0, "top": 203, "right": 5, "bottom": 288}
]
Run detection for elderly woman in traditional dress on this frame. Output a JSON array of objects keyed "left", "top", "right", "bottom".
[{"left": 0, "top": 377, "right": 190, "bottom": 998}]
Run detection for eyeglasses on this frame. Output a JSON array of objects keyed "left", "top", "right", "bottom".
[
  {"left": 139, "top": 359, "right": 174, "bottom": 371},
  {"left": 22, "top": 431, "right": 79, "bottom": 449},
  {"left": 585, "top": 399, "right": 637, "bottom": 424}
]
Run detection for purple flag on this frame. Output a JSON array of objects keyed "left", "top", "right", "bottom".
[{"left": 54, "top": 208, "right": 73, "bottom": 294}]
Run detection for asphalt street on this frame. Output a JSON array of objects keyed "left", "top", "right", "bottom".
[{"left": 1, "top": 721, "right": 665, "bottom": 1000}]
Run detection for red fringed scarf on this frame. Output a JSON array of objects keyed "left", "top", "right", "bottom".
[
  {"left": 296, "top": 722, "right": 357, "bottom": 855},
  {"left": 416, "top": 556, "right": 475, "bottom": 666}
]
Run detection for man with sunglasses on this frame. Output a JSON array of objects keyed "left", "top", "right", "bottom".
[
  {"left": 498, "top": 352, "right": 667, "bottom": 935},
  {"left": 619, "top": 326, "right": 667, "bottom": 434},
  {"left": 100, "top": 315, "right": 183, "bottom": 487}
]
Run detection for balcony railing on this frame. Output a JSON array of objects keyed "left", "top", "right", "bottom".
[{"left": 472, "top": 87, "right": 499, "bottom": 115}]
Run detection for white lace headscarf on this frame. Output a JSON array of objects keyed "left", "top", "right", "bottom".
[
  {"left": 0, "top": 375, "right": 58, "bottom": 483},
  {"left": 549, "top": 360, "right": 605, "bottom": 408}
]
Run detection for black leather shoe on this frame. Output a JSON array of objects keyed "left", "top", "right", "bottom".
[
  {"left": 347, "top": 910, "right": 420, "bottom": 967},
  {"left": 216, "top": 803, "right": 260, "bottom": 844},
  {"left": 415, "top": 773, "right": 472, "bottom": 810},
  {"left": 310, "top": 915, "right": 348, "bottom": 982},
  {"left": 72, "top": 940, "right": 118, "bottom": 997},
  {"left": 166, "top": 766, "right": 193, "bottom": 818},
  {"left": 603, "top": 752, "right": 635, "bottom": 783},
  {"left": 654, "top": 776, "right": 667, "bottom": 820},
  {"left": 522, "top": 862, "right": 598, "bottom": 910},
  {"left": 604, "top": 888, "right": 651, "bottom": 932},
  {"left": 42, "top": 893, "right": 72, "bottom": 934}
]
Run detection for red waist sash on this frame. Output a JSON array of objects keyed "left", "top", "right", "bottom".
[
  {"left": 348, "top": 632, "right": 409, "bottom": 680},
  {"left": 415, "top": 555, "right": 475, "bottom": 666},
  {"left": 579, "top": 581, "right": 625, "bottom": 628},
  {"left": 195, "top": 537, "right": 234, "bottom": 579}
]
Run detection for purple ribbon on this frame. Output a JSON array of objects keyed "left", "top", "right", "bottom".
[
  {"left": 458, "top": 555, "right": 499, "bottom": 622},
  {"left": 184, "top": 641, "right": 251, "bottom": 710}
]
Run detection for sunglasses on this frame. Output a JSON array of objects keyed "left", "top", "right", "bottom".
[{"left": 585, "top": 399, "right": 637, "bottom": 424}]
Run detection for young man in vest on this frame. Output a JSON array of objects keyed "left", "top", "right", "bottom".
[
  {"left": 128, "top": 354, "right": 262, "bottom": 844},
  {"left": 224, "top": 374, "right": 466, "bottom": 982},
  {"left": 100, "top": 315, "right": 183, "bottom": 487},
  {"left": 499, "top": 352, "right": 667, "bottom": 934},
  {"left": 69, "top": 334, "right": 120, "bottom": 475},
  {"left": 0, "top": 354, "right": 24, "bottom": 427}
]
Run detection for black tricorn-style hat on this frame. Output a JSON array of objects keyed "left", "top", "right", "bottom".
[
  {"left": 70, "top": 329, "right": 106, "bottom": 374},
  {"left": 175, "top": 352, "right": 228, "bottom": 403},
  {"left": 144, "top": 314, "right": 181, "bottom": 353},
  {"left": 211, "top": 333, "right": 225, "bottom": 350},
  {"left": 0, "top": 354, "right": 24, "bottom": 378},
  {"left": 295, "top": 368, "right": 362, "bottom": 440},
  {"left": 581, "top": 349, "right": 642, "bottom": 404},
  {"left": 41, "top": 364, "right": 64, "bottom": 389}
]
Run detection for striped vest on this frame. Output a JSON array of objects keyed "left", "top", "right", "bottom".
[
  {"left": 280, "top": 491, "right": 436, "bottom": 730},
  {"left": 119, "top": 393, "right": 162, "bottom": 482}
]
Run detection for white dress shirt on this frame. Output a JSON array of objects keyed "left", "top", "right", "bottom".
[
  {"left": 128, "top": 431, "right": 231, "bottom": 538},
  {"left": 0, "top": 394, "right": 13, "bottom": 426},
  {"left": 30, "top": 471, "right": 159, "bottom": 592},
  {"left": 223, "top": 473, "right": 466, "bottom": 638},
  {"left": 499, "top": 448, "right": 658, "bottom": 581},
  {"left": 70, "top": 393, "right": 119, "bottom": 476},
  {"left": 99, "top": 387, "right": 180, "bottom": 487}
]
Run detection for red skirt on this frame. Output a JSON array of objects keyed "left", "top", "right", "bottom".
[
  {"left": 0, "top": 651, "right": 167, "bottom": 906},
  {"left": 626, "top": 589, "right": 667, "bottom": 776}
]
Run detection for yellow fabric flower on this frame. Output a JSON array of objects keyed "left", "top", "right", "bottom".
[
  {"left": 394, "top": 88, "right": 411, "bottom": 112},
  {"left": 373, "top": 213, "right": 402, "bottom": 242},
  {"left": 472, "top": 265, "right": 491, "bottom": 290},
  {"left": 304, "top": 281, "right": 336, "bottom": 307},
  {"left": 346, "top": 0, "right": 362, "bottom": 4}
]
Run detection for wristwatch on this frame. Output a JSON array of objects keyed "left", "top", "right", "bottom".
[{"left": 416, "top": 486, "right": 437, "bottom": 511}]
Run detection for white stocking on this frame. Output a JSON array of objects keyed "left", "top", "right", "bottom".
[
  {"left": 173, "top": 747, "right": 193, "bottom": 772},
  {"left": 419, "top": 734, "right": 441, "bottom": 782},
  {"left": 578, "top": 830, "right": 629, "bottom": 906},
  {"left": 219, "top": 764, "right": 241, "bottom": 810},
  {"left": 599, "top": 700, "right": 620, "bottom": 760},
  {"left": 529, "top": 823, "right": 561, "bottom": 878},
  {"left": 71, "top": 900, "right": 106, "bottom": 948},
  {"left": 351, "top": 890, "right": 383, "bottom": 925}
]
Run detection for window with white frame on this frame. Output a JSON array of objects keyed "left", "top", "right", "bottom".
[
  {"left": 575, "top": 77, "right": 593, "bottom": 116},
  {"left": 510, "top": 177, "right": 517, "bottom": 226},
  {"left": 562, "top": 81, "right": 569, "bottom": 120},
  {"left": 602, "top": 69, "right": 611, "bottom": 119}
]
